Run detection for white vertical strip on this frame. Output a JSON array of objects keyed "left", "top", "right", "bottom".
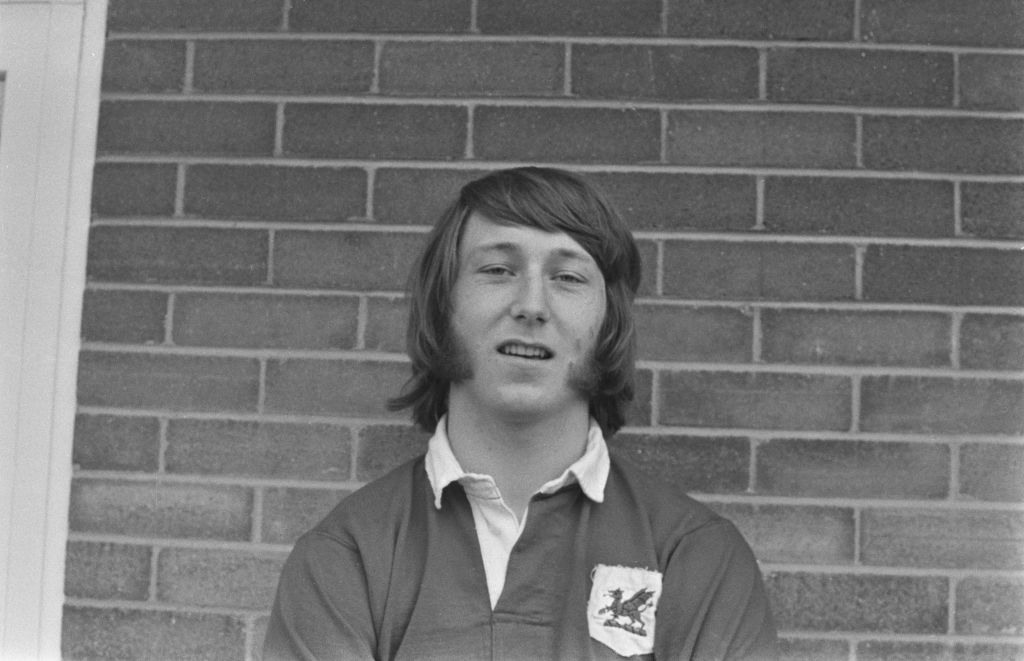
[{"left": 0, "top": 0, "right": 108, "bottom": 658}]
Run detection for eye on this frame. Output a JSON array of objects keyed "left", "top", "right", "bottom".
[
  {"left": 480, "top": 265, "right": 513, "bottom": 277},
  {"left": 554, "top": 272, "right": 586, "bottom": 284}
]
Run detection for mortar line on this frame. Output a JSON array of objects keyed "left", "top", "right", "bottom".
[
  {"left": 149, "top": 546, "right": 160, "bottom": 602},
  {"left": 747, "top": 438, "right": 759, "bottom": 492},
  {"left": 950, "top": 311, "right": 964, "bottom": 369},
  {"left": 754, "top": 176, "right": 765, "bottom": 229},
  {"left": 257, "top": 357, "right": 268, "bottom": 414},
  {"left": 655, "top": 240, "right": 665, "bottom": 296},
  {"left": 174, "top": 164, "right": 186, "bottom": 217},
  {"left": 469, "top": 0, "right": 479, "bottom": 33},
  {"left": 274, "top": 103, "right": 285, "bottom": 156},
  {"left": 355, "top": 296, "right": 369, "bottom": 350},
  {"left": 751, "top": 307, "right": 763, "bottom": 362},
  {"left": 659, "top": 109, "right": 669, "bottom": 163},
  {"left": 949, "top": 439, "right": 963, "bottom": 500},
  {"left": 953, "top": 52, "right": 961, "bottom": 108},
  {"left": 853, "top": 244, "right": 866, "bottom": 301},
  {"left": 164, "top": 292, "right": 176, "bottom": 345},
  {"left": 371, "top": 40, "right": 382, "bottom": 94},
  {"left": 251, "top": 487, "right": 264, "bottom": 543},
  {"left": 855, "top": 115, "right": 864, "bottom": 169},
  {"left": 465, "top": 104, "right": 475, "bottom": 159},
  {"left": 649, "top": 370, "right": 661, "bottom": 426},
  {"left": 849, "top": 375, "right": 862, "bottom": 433},
  {"left": 852, "top": 506, "right": 862, "bottom": 565},
  {"left": 364, "top": 165, "right": 377, "bottom": 221},
  {"left": 157, "top": 418, "right": 169, "bottom": 474},
  {"left": 563, "top": 43, "right": 573, "bottom": 96},
  {"left": 758, "top": 49, "right": 768, "bottom": 101},
  {"left": 265, "top": 229, "right": 276, "bottom": 286},
  {"left": 183, "top": 41, "right": 195, "bottom": 93},
  {"left": 852, "top": 0, "right": 862, "bottom": 41},
  {"left": 953, "top": 180, "right": 964, "bottom": 236}
]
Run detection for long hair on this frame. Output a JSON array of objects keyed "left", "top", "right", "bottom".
[{"left": 387, "top": 167, "right": 642, "bottom": 436}]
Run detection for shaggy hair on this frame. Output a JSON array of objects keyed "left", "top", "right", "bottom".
[{"left": 387, "top": 167, "right": 642, "bottom": 436}]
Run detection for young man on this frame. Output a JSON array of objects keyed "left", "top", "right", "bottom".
[{"left": 263, "top": 167, "right": 778, "bottom": 660}]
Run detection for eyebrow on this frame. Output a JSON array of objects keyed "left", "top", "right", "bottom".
[{"left": 470, "top": 242, "right": 593, "bottom": 263}]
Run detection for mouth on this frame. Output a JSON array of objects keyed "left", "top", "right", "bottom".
[{"left": 497, "top": 341, "right": 553, "bottom": 360}]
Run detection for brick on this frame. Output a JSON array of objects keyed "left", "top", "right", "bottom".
[
  {"left": 87, "top": 226, "right": 268, "bottom": 285},
  {"left": 477, "top": 0, "right": 660, "bottom": 36},
  {"left": 166, "top": 420, "right": 351, "bottom": 481},
  {"left": 261, "top": 487, "right": 348, "bottom": 544},
  {"left": 761, "top": 309, "right": 951, "bottom": 367},
  {"left": 365, "top": 296, "right": 408, "bottom": 353},
  {"left": 373, "top": 168, "right": 484, "bottom": 224},
  {"left": 766, "top": 572, "right": 947, "bottom": 633},
  {"left": 588, "top": 173, "right": 756, "bottom": 232},
  {"left": 659, "top": 371, "right": 851, "bottom": 431},
  {"left": 961, "top": 314, "right": 1024, "bottom": 370},
  {"left": 81, "top": 289, "right": 167, "bottom": 344},
  {"left": 380, "top": 42, "right": 563, "bottom": 97},
  {"left": 863, "top": 117, "right": 1024, "bottom": 175},
  {"left": 778, "top": 638, "right": 849, "bottom": 661},
  {"left": 173, "top": 293, "right": 359, "bottom": 349},
  {"left": 572, "top": 45, "right": 757, "bottom": 101},
  {"left": 635, "top": 240, "right": 658, "bottom": 298},
  {"left": 667, "top": 0, "right": 853, "bottom": 40},
  {"left": 283, "top": 104, "right": 466, "bottom": 160},
  {"left": 635, "top": 304, "right": 751, "bottom": 362},
  {"left": 627, "top": 369, "right": 654, "bottom": 427},
  {"left": 102, "top": 40, "right": 185, "bottom": 93},
  {"left": 107, "top": 0, "right": 278, "bottom": 30},
  {"left": 274, "top": 231, "right": 423, "bottom": 291},
  {"left": 857, "top": 641, "right": 949, "bottom": 661},
  {"left": 474, "top": 107, "right": 660, "bottom": 163},
  {"left": 77, "top": 351, "right": 260, "bottom": 412},
  {"left": 65, "top": 542, "right": 151, "bottom": 600},
  {"left": 763, "top": 177, "right": 954, "bottom": 238},
  {"left": 610, "top": 434, "right": 750, "bottom": 493},
  {"left": 91, "top": 163, "right": 177, "bottom": 217},
  {"left": 194, "top": 40, "right": 373, "bottom": 94},
  {"left": 663, "top": 241, "right": 856, "bottom": 302},
  {"left": 265, "top": 359, "right": 408, "bottom": 417},
  {"left": 861, "top": 0, "right": 1024, "bottom": 48},
  {"left": 289, "top": 0, "right": 470, "bottom": 32},
  {"left": 860, "top": 376, "right": 1024, "bottom": 434},
  {"left": 73, "top": 414, "right": 160, "bottom": 472},
  {"left": 960, "top": 443, "right": 1024, "bottom": 502},
  {"left": 357, "top": 425, "right": 432, "bottom": 481},
  {"left": 862, "top": 508, "right": 1024, "bottom": 570},
  {"left": 157, "top": 548, "right": 285, "bottom": 609},
  {"left": 97, "top": 101, "right": 276, "bottom": 156},
  {"left": 68, "top": 479, "right": 252, "bottom": 540},
  {"left": 713, "top": 504, "right": 855, "bottom": 564},
  {"left": 962, "top": 183, "right": 1024, "bottom": 240},
  {"left": 863, "top": 246, "right": 1024, "bottom": 306},
  {"left": 62, "top": 607, "right": 245, "bottom": 661},
  {"left": 757, "top": 439, "right": 949, "bottom": 499},
  {"left": 185, "top": 165, "right": 367, "bottom": 222},
  {"left": 953, "top": 643, "right": 1024, "bottom": 660},
  {"left": 768, "top": 49, "right": 952, "bottom": 107},
  {"left": 961, "top": 55, "right": 1024, "bottom": 111},
  {"left": 956, "top": 577, "right": 1024, "bottom": 635},
  {"left": 667, "top": 111, "right": 856, "bottom": 168}
]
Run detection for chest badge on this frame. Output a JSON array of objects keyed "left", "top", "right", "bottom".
[{"left": 588, "top": 564, "right": 662, "bottom": 656}]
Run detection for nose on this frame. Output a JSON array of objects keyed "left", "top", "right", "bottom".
[{"left": 509, "top": 271, "right": 549, "bottom": 323}]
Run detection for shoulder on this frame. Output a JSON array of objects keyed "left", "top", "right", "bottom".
[
  {"left": 605, "top": 445, "right": 748, "bottom": 549},
  {"left": 307, "top": 454, "right": 428, "bottom": 544}
]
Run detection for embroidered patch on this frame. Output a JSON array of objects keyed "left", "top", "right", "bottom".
[{"left": 588, "top": 564, "right": 662, "bottom": 657}]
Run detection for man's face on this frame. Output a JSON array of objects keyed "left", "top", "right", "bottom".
[{"left": 447, "top": 212, "right": 607, "bottom": 424}]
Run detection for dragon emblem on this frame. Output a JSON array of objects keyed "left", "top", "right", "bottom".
[{"left": 597, "top": 587, "right": 656, "bottom": 636}]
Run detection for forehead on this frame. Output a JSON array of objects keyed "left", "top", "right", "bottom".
[{"left": 459, "top": 212, "right": 597, "bottom": 264}]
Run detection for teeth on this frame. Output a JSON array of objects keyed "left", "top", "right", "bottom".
[{"left": 500, "top": 344, "right": 550, "bottom": 359}]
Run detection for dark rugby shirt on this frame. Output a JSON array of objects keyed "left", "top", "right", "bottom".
[{"left": 263, "top": 448, "right": 778, "bottom": 661}]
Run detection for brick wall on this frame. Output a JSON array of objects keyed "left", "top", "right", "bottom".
[{"left": 67, "top": 1, "right": 1024, "bottom": 659}]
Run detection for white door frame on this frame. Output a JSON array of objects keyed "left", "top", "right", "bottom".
[{"left": 0, "top": 0, "right": 107, "bottom": 658}]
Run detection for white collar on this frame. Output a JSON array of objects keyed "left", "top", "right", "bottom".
[{"left": 424, "top": 415, "right": 610, "bottom": 509}]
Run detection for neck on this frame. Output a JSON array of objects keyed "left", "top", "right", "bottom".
[{"left": 445, "top": 397, "right": 591, "bottom": 518}]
